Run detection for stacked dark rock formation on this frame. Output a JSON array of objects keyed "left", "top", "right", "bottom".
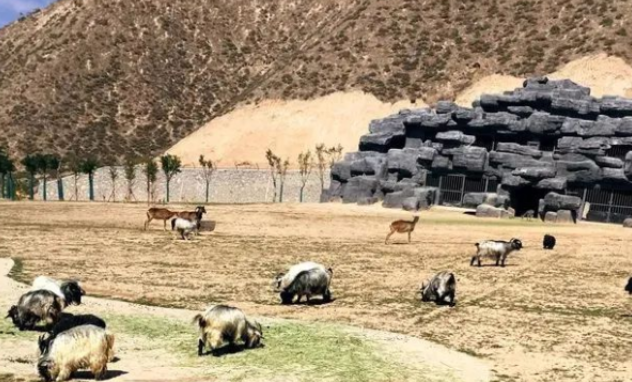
[{"left": 327, "top": 77, "right": 632, "bottom": 220}]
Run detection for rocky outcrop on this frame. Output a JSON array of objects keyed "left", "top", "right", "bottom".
[{"left": 328, "top": 77, "right": 632, "bottom": 215}]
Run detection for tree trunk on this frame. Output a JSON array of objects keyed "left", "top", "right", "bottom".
[
  {"left": 300, "top": 184, "right": 305, "bottom": 203},
  {"left": 57, "top": 178, "right": 64, "bottom": 201},
  {"left": 8, "top": 173, "right": 15, "bottom": 200},
  {"left": 28, "top": 173, "right": 34, "bottom": 200},
  {"left": 88, "top": 173, "right": 94, "bottom": 201},
  {"left": 205, "top": 181, "right": 210, "bottom": 203},
  {"left": 43, "top": 175, "right": 47, "bottom": 201},
  {"left": 272, "top": 180, "right": 277, "bottom": 203},
  {"left": 279, "top": 181, "right": 284, "bottom": 203},
  {"left": 166, "top": 179, "right": 170, "bottom": 203},
  {"left": 0, "top": 174, "right": 4, "bottom": 199},
  {"left": 73, "top": 174, "right": 78, "bottom": 201},
  {"left": 147, "top": 180, "right": 151, "bottom": 205}
]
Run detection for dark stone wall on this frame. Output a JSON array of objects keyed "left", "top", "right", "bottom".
[{"left": 328, "top": 77, "right": 632, "bottom": 216}]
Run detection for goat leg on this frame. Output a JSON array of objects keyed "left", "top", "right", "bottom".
[{"left": 197, "top": 338, "right": 205, "bottom": 356}]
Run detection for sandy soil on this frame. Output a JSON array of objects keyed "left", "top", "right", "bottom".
[
  {"left": 0, "top": 203, "right": 491, "bottom": 382},
  {"left": 166, "top": 91, "right": 421, "bottom": 167},
  {"left": 0, "top": 202, "right": 630, "bottom": 381}
]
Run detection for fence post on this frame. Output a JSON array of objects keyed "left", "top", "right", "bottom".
[
  {"left": 459, "top": 175, "right": 466, "bottom": 206},
  {"left": 435, "top": 176, "right": 443, "bottom": 205},
  {"left": 607, "top": 190, "right": 614, "bottom": 223}
]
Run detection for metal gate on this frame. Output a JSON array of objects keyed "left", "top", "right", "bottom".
[
  {"left": 426, "top": 173, "right": 498, "bottom": 206},
  {"left": 569, "top": 187, "right": 632, "bottom": 224}
]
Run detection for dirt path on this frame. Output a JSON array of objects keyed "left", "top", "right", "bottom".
[{"left": 0, "top": 258, "right": 491, "bottom": 382}]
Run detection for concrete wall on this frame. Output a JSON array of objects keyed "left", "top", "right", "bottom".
[{"left": 36, "top": 167, "right": 330, "bottom": 204}]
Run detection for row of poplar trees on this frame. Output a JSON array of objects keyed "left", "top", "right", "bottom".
[
  {"left": 265, "top": 143, "right": 343, "bottom": 203},
  {"left": 0, "top": 149, "right": 217, "bottom": 204}
]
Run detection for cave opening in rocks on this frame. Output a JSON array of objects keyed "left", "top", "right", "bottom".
[{"left": 509, "top": 187, "right": 548, "bottom": 217}]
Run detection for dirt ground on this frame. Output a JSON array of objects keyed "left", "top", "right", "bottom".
[{"left": 0, "top": 201, "right": 631, "bottom": 382}]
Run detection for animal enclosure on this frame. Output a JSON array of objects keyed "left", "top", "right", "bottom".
[{"left": 0, "top": 202, "right": 630, "bottom": 382}]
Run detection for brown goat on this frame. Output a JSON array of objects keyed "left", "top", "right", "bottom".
[
  {"left": 385, "top": 216, "right": 420, "bottom": 244},
  {"left": 144, "top": 208, "right": 178, "bottom": 231}
]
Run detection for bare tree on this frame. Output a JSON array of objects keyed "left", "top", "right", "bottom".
[
  {"left": 277, "top": 158, "right": 290, "bottom": 203},
  {"left": 266, "top": 149, "right": 281, "bottom": 203},
  {"left": 326, "top": 144, "right": 344, "bottom": 170},
  {"left": 297, "top": 150, "right": 313, "bottom": 203},
  {"left": 199, "top": 155, "right": 216, "bottom": 203},
  {"left": 315, "top": 143, "right": 327, "bottom": 192},
  {"left": 108, "top": 165, "right": 119, "bottom": 202}
]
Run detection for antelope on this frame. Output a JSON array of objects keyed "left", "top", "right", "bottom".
[
  {"left": 385, "top": 216, "right": 420, "bottom": 244},
  {"left": 144, "top": 208, "right": 178, "bottom": 231}
]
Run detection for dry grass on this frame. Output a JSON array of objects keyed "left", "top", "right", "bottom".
[{"left": 1, "top": 201, "right": 631, "bottom": 381}]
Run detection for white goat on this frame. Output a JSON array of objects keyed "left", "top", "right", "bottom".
[
  {"left": 471, "top": 238, "right": 523, "bottom": 267},
  {"left": 31, "top": 276, "right": 85, "bottom": 308},
  {"left": 171, "top": 217, "right": 197, "bottom": 240}
]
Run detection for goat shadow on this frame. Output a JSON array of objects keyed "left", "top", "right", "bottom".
[
  {"left": 290, "top": 297, "right": 337, "bottom": 306},
  {"left": 73, "top": 370, "right": 127, "bottom": 380},
  {"left": 471, "top": 264, "right": 519, "bottom": 268},
  {"left": 201, "top": 343, "right": 265, "bottom": 357},
  {"left": 462, "top": 211, "right": 477, "bottom": 216}
]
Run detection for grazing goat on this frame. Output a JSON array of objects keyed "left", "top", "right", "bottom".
[
  {"left": 275, "top": 262, "right": 333, "bottom": 304},
  {"left": 32, "top": 276, "right": 85, "bottom": 307},
  {"left": 543, "top": 234, "right": 556, "bottom": 250},
  {"left": 385, "top": 216, "right": 420, "bottom": 244},
  {"left": 177, "top": 206, "right": 207, "bottom": 233},
  {"left": 171, "top": 217, "right": 197, "bottom": 240},
  {"left": 419, "top": 271, "right": 456, "bottom": 306},
  {"left": 471, "top": 238, "right": 523, "bottom": 267},
  {"left": 6, "top": 290, "right": 63, "bottom": 331},
  {"left": 522, "top": 210, "right": 535, "bottom": 220},
  {"left": 625, "top": 277, "right": 632, "bottom": 295},
  {"left": 144, "top": 207, "right": 178, "bottom": 231},
  {"left": 193, "top": 305, "right": 262, "bottom": 356},
  {"left": 39, "top": 314, "right": 107, "bottom": 356},
  {"left": 38, "top": 324, "right": 115, "bottom": 382}
]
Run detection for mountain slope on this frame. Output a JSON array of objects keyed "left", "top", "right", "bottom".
[{"left": 2, "top": 0, "right": 632, "bottom": 163}]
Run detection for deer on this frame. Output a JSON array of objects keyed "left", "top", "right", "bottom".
[
  {"left": 144, "top": 208, "right": 178, "bottom": 231},
  {"left": 385, "top": 216, "right": 420, "bottom": 244}
]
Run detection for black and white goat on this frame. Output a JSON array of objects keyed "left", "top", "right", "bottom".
[
  {"left": 38, "top": 324, "right": 115, "bottom": 382},
  {"left": 419, "top": 271, "right": 456, "bottom": 306},
  {"left": 274, "top": 262, "right": 333, "bottom": 304},
  {"left": 6, "top": 290, "right": 63, "bottom": 331},
  {"left": 171, "top": 217, "right": 197, "bottom": 240},
  {"left": 193, "top": 305, "right": 262, "bottom": 356},
  {"left": 32, "top": 276, "right": 86, "bottom": 307},
  {"left": 625, "top": 277, "right": 632, "bottom": 295},
  {"left": 39, "top": 314, "right": 107, "bottom": 356},
  {"left": 471, "top": 238, "right": 523, "bottom": 267}
]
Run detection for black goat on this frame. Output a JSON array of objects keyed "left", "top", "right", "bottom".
[
  {"left": 38, "top": 314, "right": 107, "bottom": 355},
  {"left": 543, "top": 234, "right": 556, "bottom": 250}
]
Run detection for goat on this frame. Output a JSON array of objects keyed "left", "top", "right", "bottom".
[
  {"left": 625, "top": 277, "right": 632, "bottom": 295},
  {"left": 471, "top": 238, "right": 523, "bottom": 267},
  {"left": 419, "top": 271, "right": 456, "bottom": 306},
  {"left": 38, "top": 324, "right": 115, "bottom": 382},
  {"left": 39, "top": 314, "right": 107, "bottom": 356},
  {"left": 385, "top": 216, "right": 420, "bottom": 244},
  {"left": 171, "top": 217, "right": 197, "bottom": 240},
  {"left": 6, "top": 290, "right": 63, "bottom": 331},
  {"left": 193, "top": 305, "right": 262, "bottom": 356},
  {"left": 144, "top": 207, "right": 178, "bottom": 231},
  {"left": 32, "top": 276, "right": 85, "bottom": 307},
  {"left": 176, "top": 206, "right": 207, "bottom": 233},
  {"left": 522, "top": 210, "right": 535, "bottom": 220},
  {"left": 275, "top": 262, "right": 333, "bottom": 304},
  {"left": 543, "top": 234, "right": 556, "bottom": 250}
]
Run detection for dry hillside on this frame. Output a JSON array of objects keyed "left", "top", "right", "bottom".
[{"left": 3, "top": 0, "right": 632, "bottom": 163}]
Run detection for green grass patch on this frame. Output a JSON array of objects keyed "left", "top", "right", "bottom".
[{"left": 102, "top": 313, "right": 455, "bottom": 382}]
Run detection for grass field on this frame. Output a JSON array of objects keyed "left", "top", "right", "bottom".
[{"left": 0, "top": 201, "right": 631, "bottom": 381}]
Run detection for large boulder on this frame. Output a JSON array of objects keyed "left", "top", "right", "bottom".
[
  {"left": 342, "top": 176, "right": 379, "bottom": 204},
  {"left": 624, "top": 151, "right": 632, "bottom": 178},
  {"left": 387, "top": 149, "right": 423, "bottom": 178},
  {"left": 495, "top": 142, "right": 542, "bottom": 158},
  {"left": 501, "top": 174, "right": 532, "bottom": 188},
  {"left": 623, "top": 218, "right": 632, "bottom": 228},
  {"left": 435, "top": 131, "right": 476, "bottom": 145},
  {"left": 595, "top": 156, "right": 624, "bottom": 168},
  {"left": 489, "top": 151, "right": 551, "bottom": 169},
  {"left": 368, "top": 116, "right": 405, "bottom": 135},
  {"left": 599, "top": 97, "right": 632, "bottom": 118},
  {"left": 525, "top": 112, "right": 566, "bottom": 134},
  {"left": 357, "top": 196, "right": 379, "bottom": 206},
  {"left": 543, "top": 192, "right": 581, "bottom": 211},
  {"left": 544, "top": 211, "right": 558, "bottom": 223},
  {"left": 452, "top": 147, "right": 488, "bottom": 172},
  {"left": 512, "top": 167, "right": 556, "bottom": 180},
  {"left": 431, "top": 155, "right": 452, "bottom": 171},
  {"left": 359, "top": 132, "right": 406, "bottom": 153},
  {"left": 475, "top": 204, "right": 510, "bottom": 218},
  {"left": 382, "top": 187, "right": 437, "bottom": 210},
  {"left": 556, "top": 210, "right": 575, "bottom": 223},
  {"left": 535, "top": 177, "right": 567, "bottom": 191},
  {"left": 463, "top": 193, "right": 510, "bottom": 209},
  {"left": 331, "top": 161, "right": 352, "bottom": 182}
]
